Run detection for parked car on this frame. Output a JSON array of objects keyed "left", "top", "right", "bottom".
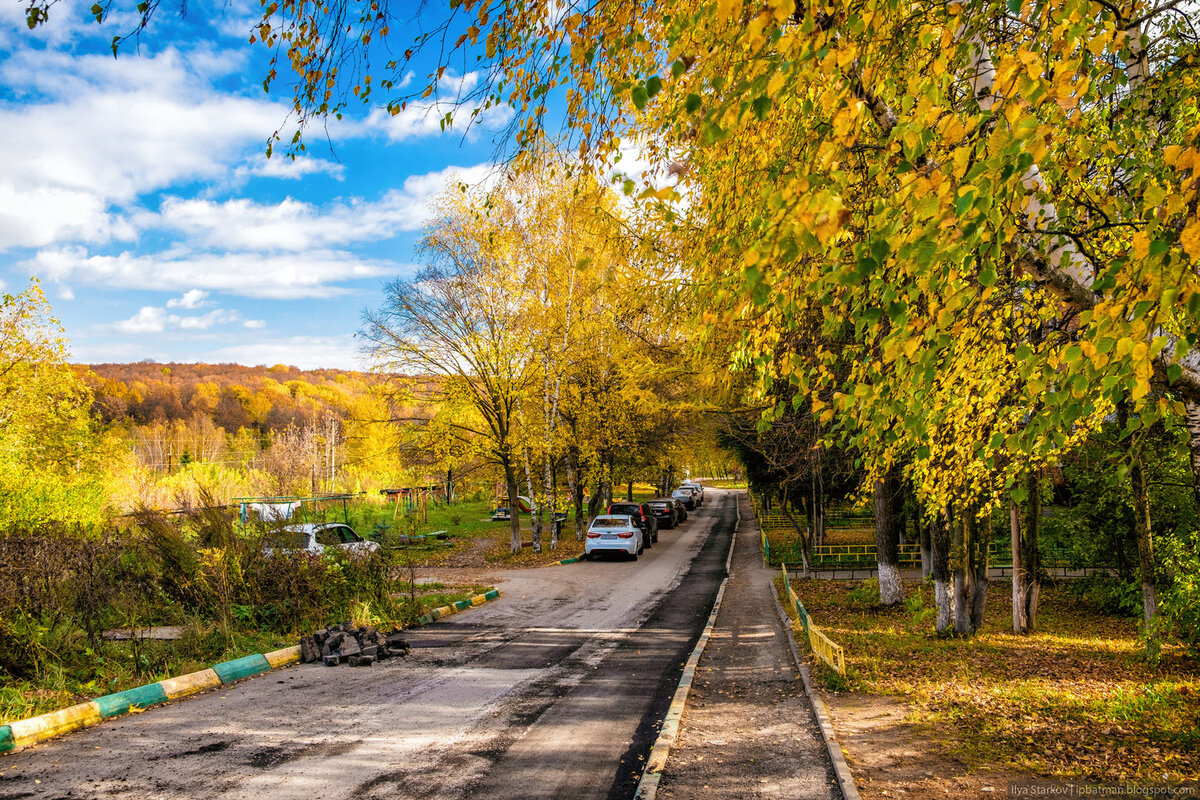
[
  {"left": 607, "top": 501, "right": 658, "bottom": 544},
  {"left": 672, "top": 488, "right": 697, "bottom": 511},
  {"left": 265, "top": 523, "right": 379, "bottom": 556},
  {"left": 584, "top": 515, "right": 643, "bottom": 560},
  {"left": 646, "top": 498, "right": 679, "bottom": 529},
  {"left": 679, "top": 481, "right": 704, "bottom": 505}
]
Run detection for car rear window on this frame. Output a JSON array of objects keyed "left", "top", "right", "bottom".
[
  {"left": 591, "top": 518, "right": 628, "bottom": 528},
  {"left": 610, "top": 504, "right": 639, "bottom": 514},
  {"left": 648, "top": 502, "right": 669, "bottom": 509}
]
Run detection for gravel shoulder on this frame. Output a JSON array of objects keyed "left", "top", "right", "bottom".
[{"left": 656, "top": 491, "right": 841, "bottom": 800}]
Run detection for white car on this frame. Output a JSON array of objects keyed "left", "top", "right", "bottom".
[
  {"left": 584, "top": 515, "right": 643, "bottom": 560},
  {"left": 265, "top": 523, "right": 379, "bottom": 556}
]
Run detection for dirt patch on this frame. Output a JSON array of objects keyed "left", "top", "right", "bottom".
[{"left": 825, "top": 691, "right": 1025, "bottom": 799}]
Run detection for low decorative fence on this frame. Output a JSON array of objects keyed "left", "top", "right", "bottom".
[{"left": 780, "top": 564, "right": 846, "bottom": 675}]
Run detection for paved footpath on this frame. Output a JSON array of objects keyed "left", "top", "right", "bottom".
[{"left": 656, "top": 492, "right": 842, "bottom": 799}]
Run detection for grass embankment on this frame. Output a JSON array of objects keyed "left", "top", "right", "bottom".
[
  {"left": 783, "top": 578, "right": 1200, "bottom": 785},
  {"left": 0, "top": 578, "right": 492, "bottom": 726}
]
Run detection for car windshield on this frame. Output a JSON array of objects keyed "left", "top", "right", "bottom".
[{"left": 591, "top": 518, "right": 629, "bottom": 528}]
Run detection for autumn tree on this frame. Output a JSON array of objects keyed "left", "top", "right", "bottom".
[
  {"left": 362, "top": 187, "right": 538, "bottom": 555},
  {"left": 0, "top": 280, "right": 105, "bottom": 526}
]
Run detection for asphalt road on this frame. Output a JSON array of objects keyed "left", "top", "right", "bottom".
[{"left": 0, "top": 491, "right": 736, "bottom": 800}]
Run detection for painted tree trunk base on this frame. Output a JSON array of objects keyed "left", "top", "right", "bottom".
[
  {"left": 878, "top": 561, "right": 903, "bottom": 606},
  {"left": 935, "top": 580, "right": 953, "bottom": 635}
]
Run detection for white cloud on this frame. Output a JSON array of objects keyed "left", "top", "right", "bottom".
[
  {"left": 235, "top": 154, "right": 345, "bottom": 182},
  {"left": 28, "top": 246, "right": 403, "bottom": 299},
  {"left": 209, "top": 335, "right": 364, "bottom": 370},
  {"left": 114, "top": 304, "right": 247, "bottom": 334},
  {"left": 243, "top": 319, "right": 266, "bottom": 329},
  {"left": 115, "top": 306, "right": 168, "bottom": 334},
  {"left": 146, "top": 163, "right": 496, "bottom": 252},
  {"left": 0, "top": 47, "right": 288, "bottom": 253},
  {"left": 166, "top": 289, "right": 210, "bottom": 309}
]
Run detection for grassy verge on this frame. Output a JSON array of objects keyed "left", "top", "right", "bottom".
[
  {"left": 0, "top": 580, "right": 493, "bottom": 726},
  {"left": 781, "top": 577, "right": 1200, "bottom": 784}
]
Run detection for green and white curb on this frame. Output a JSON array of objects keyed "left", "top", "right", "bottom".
[
  {"left": 0, "top": 587, "right": 504, "bottom": 756},
  {"left": 549, "top": 555, "right": 582, "bottom": 566},
  {"left": 635, "top": 496, "right": 738, "bottom": 800},
  {"left": 414, "top": 588, "right": 500, "bottom": 626},
  {"left": 0, "top": 645, "right": 300, "bottom": 756}
]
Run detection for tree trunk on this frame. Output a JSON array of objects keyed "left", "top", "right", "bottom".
[
  {"left": 503, "top": 456, "right": 522, "bottom": 555},
  {"left": 523, "top": 445, "right": 541, "bottom": 553},
  {"left": 1011, "top": 500, "right": 1027, "bottom": 634},
  {"left": 970, "top": 510, "right": 990, "bottom": 631},
  {"left": 1130, "top": 452, "right": 1158, "bottom": 624},
  {"left": 1020, "top": 470, "right": 1042, "bottom": 631},
  {"left": 1186, "top": 399, "right": 1200, "bottom": 526},
  {"left": 873, "top": 468, "right": 903, "bottom": 606},
  {"left": 782, "top": 505, "right": 810, "bottom": 578},
  {"left": 952, "top": 508, "right": 971, "bottom": 636},
  {"left": 919, "top": 512, "right": 932, "bottom": 580},
  {"left": 932, "top": 507, "right": 953, "bottom": 635},
  {"left": 814, "top": 447, "right": 826, "bottom": 546}
]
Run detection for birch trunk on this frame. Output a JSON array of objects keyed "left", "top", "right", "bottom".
[
  {"left": 952, "top": 510, "right": 971, "bottom": 636},
  {"left": 932, "top": 508, "right": 953, "bottom": 635},
  {"left": 1011, "top": 500, "right": 1027, "bottom": 634},
  {"left": 1186, "top": 400, "right": 1200, "bottom": 516},
  {"left": 522, "top": 445, "right": 541, "bottom": 553}
]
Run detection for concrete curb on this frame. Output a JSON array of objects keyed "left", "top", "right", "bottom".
[
  {"left": 635, "top": 490, "right": 740, "bottom": 800},
  {"left": 414, "top": 588, "right": 500, "bottom": 626},
  {"left": 1, "top": 589, "right": 504, "bottom": 756},
  {"left": 773, "top": 590, "right": 862, "bottom": 800},
  {"left": 0, "top": 644, "right": 299, "bottom": 756}
]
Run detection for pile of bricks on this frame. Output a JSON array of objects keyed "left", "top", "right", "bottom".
[{"left": 299, "top": 623, "right": 410, "bottom": 667}]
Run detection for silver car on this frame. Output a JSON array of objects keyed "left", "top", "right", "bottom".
[{"left": 265, "top": 523, "right": 379, "bottom": 556}]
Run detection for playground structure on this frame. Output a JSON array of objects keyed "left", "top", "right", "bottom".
[
  {"left": 380, "top": 485, "right": 447, "bottom": 522},
  {"left": 236, "top": 494, "right": 354, "bottom": 527},
  {"left": 491, "top": 494, "right": 534, "bottom": 521}
]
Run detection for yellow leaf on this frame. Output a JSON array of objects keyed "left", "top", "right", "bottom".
[
  {"left": 1132, "top": 377, "right": 1150, "bottom": 401},
  {"left": 1131, "top": 231, "right": 1150, "bottom": 260},
  {"left": 1181, "top": 220, "right": 1200, "bottom": 260},
  {"left": 717, "top": 0, "right": 739, "bottom": 19}
]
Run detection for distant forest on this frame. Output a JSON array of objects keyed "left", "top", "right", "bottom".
[{"left": 77, "top": 362, "right": 432, "bottom": 432}]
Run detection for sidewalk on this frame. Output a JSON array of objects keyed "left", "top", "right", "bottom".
[{"left": 655, "top": 492, "right": 843, "bottom": 799}]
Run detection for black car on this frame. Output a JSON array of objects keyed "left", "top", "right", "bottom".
[
  {"left": 607, "top": 501, "right": 659, "bottom": 544},
  {"left": 670, "top": 497, "right": 689, "bottom": 522},
  {"left": 646, "top": 498, "right": 679, "bottom": 529}
]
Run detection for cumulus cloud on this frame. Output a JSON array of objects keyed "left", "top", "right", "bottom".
[
  {"left": 147, "top": 163, "right": 496, "bottom": 252},
  {"left": 114, "top": 304, "right": 247, "bottom": 334},
  {"left": 27, "top": 246, "right": 403, "bottom": 300},
  {"left": 166, "top": 289, "right": 210, "bottom": 309},
  {"left": 0, "top": 47, "right": 289, "bottom": 253}
]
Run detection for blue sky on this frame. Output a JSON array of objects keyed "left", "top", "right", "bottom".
[{"left": 0, "top": 0, "right": 512, "bottom": 369}]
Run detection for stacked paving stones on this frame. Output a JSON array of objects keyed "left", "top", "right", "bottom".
[{"left": 299, "top": 623, "right": 410, "bottom": 667}]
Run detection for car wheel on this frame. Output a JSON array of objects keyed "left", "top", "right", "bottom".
[{"left": 629, "top": 551, "right": 638, "bottom": 561}]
